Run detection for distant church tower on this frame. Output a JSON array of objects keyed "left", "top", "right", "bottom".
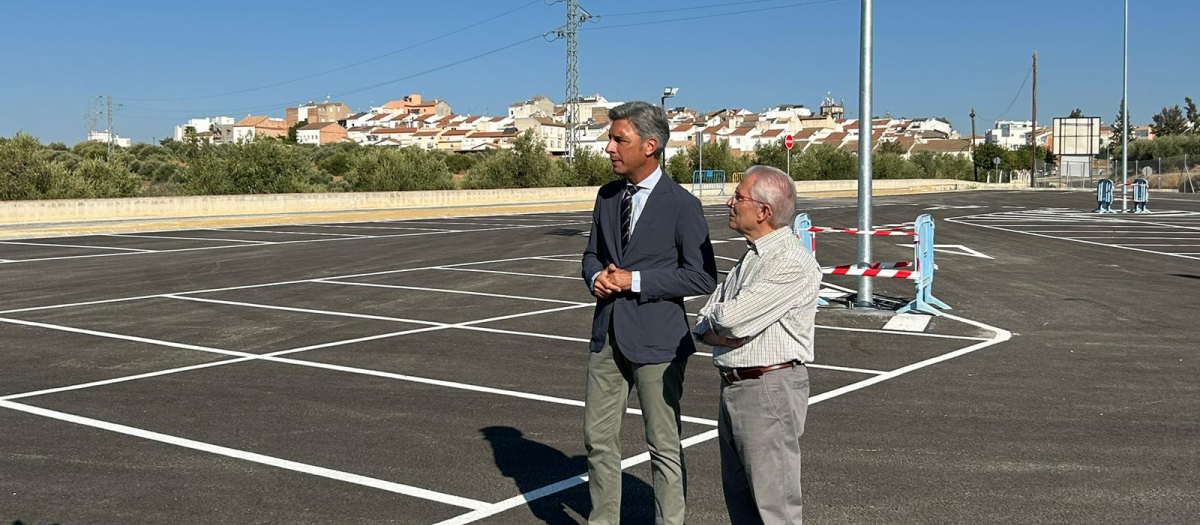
[{"left": 820, "top": 93, "right": 845, "bottom": 120}]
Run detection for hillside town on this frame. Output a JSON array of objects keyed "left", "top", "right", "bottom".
[{"left": 149, "top": 92, "right": 1132, "bottom": 163}]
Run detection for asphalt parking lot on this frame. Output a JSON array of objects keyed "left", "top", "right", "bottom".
[{"left": 2, "top": 189, "right": 1197, "bottom": 525}]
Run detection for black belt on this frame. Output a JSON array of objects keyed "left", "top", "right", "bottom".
[{"left": 720, "top": 361, "right": 800, "bottom": 384}]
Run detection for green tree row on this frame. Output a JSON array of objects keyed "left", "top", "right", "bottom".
[
  {"left": 665, "top": 139, "right": 977, "bottom": 182},
  {"left": 3, "top": 129, "right": 987, "bottom": 202}
]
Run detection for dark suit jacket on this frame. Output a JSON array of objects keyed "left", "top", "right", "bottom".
[{"left": 581, "top": 175, "right": 718, "bottom": 364}]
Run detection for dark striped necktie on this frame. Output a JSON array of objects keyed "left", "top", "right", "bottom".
[{"left": 621, "top": 184, "right": 641, "bottom": 247}]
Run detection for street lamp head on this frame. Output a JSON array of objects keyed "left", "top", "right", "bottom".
[{"left": 663, "top": 87, "right": 678, "bottom": 98}]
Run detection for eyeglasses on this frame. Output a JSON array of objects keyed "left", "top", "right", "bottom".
[{"left": 726, "top": 193, "right": 770, "bottom": 209}]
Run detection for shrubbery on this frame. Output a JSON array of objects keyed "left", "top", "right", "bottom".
[{"left": 1, "top": 129, "right": 993, "bottom": 202}]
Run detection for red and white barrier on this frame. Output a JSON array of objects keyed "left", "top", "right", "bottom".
[
  {"left": 805, "top": 226, "right": 917, "bottom": 237},
  {"left": 822, "top": 265, "right": 917, "bottom": 280},
  {"left": 793, "top": 213, "right": 950, "bottom": 315}
]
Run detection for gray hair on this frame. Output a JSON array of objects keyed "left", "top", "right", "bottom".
[
  {"left": 745, "top": 165, "right": 797, "bottom": 229},
  {"left": 607, "top": 101, "right": 670, "bottom": 157}
]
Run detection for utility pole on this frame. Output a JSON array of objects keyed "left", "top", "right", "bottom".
[
  {"left": 106, "top": 95, "right": 115, "bottom": 159},
  {"left": 1030, "top": 51, "right": 1038, "bottom": 188},
  {"left": 563, "top": 0, "right": 591, "bottom": 161},
  {"left": 970, "top": 107, "right": 978, "bottom": 182},
  {"left": 855, "top": 0, "right": 875, "bottom": 308},
  {"left": 86, "top": 96, "right": 101, "bottom": 139}
]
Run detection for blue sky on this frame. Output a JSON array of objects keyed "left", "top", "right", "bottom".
[{"left": 0, "top": 0, "right": 1194, "bottom": 144}]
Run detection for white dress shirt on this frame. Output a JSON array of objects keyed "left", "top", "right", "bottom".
[{"left": 591, "top": 167, "right": 663, "bottom": 293}]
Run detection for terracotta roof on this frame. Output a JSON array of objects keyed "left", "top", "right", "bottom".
[
  {"left": 729, "top": 127, "right": 756, "bottom": 137},
  {"left": 234, "top": 116, "right": 269, "bottom": 127},
  {"left": 672, "top": 124, "right": 693, "bottom": 132},
  {"left": 414, "top": 130, "right": 441, "bottom": 136},
  {"left": 372, "top": 127, "right": 419, "bottom": 134},
  {"left": 760, "top": 129, "right": 786, "bottom": 138},
  {"left": 793, "top": 128, "right": 820, "bottom": 139},
  {"left": 470, "top": 131, "right": 513, "bottom": 139},
  {"left": 442, "top": 129, "right": 472, "bottom": 136},
  {"left": 298, "top": 122, "right": 340, "bottom": 130},
  {"left": 819, "top": 132, "right": 847, "bottom": 144}
]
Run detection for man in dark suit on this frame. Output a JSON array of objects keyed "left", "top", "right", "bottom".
[{"left": 581, "top": 101, "right": 718, "bottom": 525}]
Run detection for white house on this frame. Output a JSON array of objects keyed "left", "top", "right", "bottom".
[
  {"left": 986, "top": 120, "right": 1033, "bottom": 149},
  {"left": 726, "top": 126, "right": 759, "bottom": 154},
  {"left": 907, "top": 118, "right": 956, "bottom": 139},
  {"left": 173, "top": 116, "right": 235, "bottom": 142},
  {"left": 514, "top": 117, "right": 567, "bottom": 153},
  {"left": 86, "top": 131, "right": 131, "bottom": 148}
]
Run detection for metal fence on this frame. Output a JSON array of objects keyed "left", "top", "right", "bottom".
[
  {"left": 1032, "top": 154, "right": 1198, "bottom": 192},
  {"left": 691, "top": 169, "right": 727, "bottom": 197},
  {"left": 1090, "top": 155, "right": 1198, "bottom": 192}
]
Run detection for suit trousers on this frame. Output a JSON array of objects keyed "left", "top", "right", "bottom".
[
  {"left": 584, "top": 342, "right": 687, "bottom": 525},
  {"left": 718, "top": 364, "right": 810, "bottom": 525}
]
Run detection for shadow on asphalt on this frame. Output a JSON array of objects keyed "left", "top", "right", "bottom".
[
  {"left": 544, "top": 228, "right": 588, "bottom": 237},
  {"left": 481, "top": 426, "right": 655, "bottom": 525}
]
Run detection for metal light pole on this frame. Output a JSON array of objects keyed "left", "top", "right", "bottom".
[
  {"left": 970, "top": 107, "right": 978, "bottom": 182},
  {"left": 661, "top": 87, "right": 677, "bottom": 165},
  {"left": 1121, "top": 0, "right": 1129, "bottom": 212},
  {"left": 855, "top": 0, "right": 875, "bottom": 308}
]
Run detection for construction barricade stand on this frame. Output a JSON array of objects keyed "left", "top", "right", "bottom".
[{"left": 792, "top": 213, "right": 950, "bottom": 316}]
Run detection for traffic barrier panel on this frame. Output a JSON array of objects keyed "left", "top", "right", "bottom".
[
  {"left": 1096, "top": 178, "right": 1115, "bottom": 213},
  {"left": 691, "top": 170, "right": 727, "bottom": 197},
  {"left": 1132, "top": 178, "right": 1150, "bottom": 213}
]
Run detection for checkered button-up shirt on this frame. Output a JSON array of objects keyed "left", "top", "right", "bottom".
[{"left": 694, "top": 226, "right": 822, "bottom": 368}]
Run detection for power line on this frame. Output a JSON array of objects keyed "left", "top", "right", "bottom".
[
  {"left": 117, "top": 29, "right": 559, "bottom": 118},
  {"left": 981, "top": 65, "right": 1033, "bottom": 122},
  {"left": 583, "top": 0, "right": 842, "bottom": 31},
  {"left": 116, "top": 0, "right": 543, "bottom": 103},
  {"left": 598, "top": 0, "right": 809, "bottom": 18}
]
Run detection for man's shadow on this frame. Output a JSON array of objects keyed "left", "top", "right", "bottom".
[{"left": 481, "top": 426, "right": 655, "bottom": 525}]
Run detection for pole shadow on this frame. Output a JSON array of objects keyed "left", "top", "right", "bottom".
[{"left": 481, "top": 426, "right": 655, "bottom": 525}]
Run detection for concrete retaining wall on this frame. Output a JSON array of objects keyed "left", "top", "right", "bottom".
[{"left": 0, "top": 179, "right": 993, "bottom": 225}]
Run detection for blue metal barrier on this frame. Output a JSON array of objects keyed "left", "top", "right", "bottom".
[
  {"left": 1132, "top": 178, "right": 1149, "bottom": 213},
  {"left": 691, "top": 170, "right": 727, "bottom": 197},
  {"left": 897, "top": 214, "right": 950, "bottom": 316},
  {"left": 1096, "top": 178, "right": 1115, "bottom": 213},
  {"left": 792, "top": 213, "right": 828, "bottom": 306}
]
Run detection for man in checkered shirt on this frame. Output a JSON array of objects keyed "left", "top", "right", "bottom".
[{"left": 694, "top": 165, "right": 822, "bottom": 525}]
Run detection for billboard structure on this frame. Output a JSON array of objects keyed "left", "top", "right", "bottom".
[{"left": 1053, "top": 117, "right": 1102, "bottom": 186}]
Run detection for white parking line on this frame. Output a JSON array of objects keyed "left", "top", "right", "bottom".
[
  {"left": 3, "top": 223, "right": 588, "bottom": 266},
  {"left": 207, "top": 228, "right": 372, "bottom": 238},
  {"left": 0, "top": 240, "right": 156, "bottom": 252},
  {"left": 0, "top": 400, "right": 489, "bottom": 510},
  {"left": 299, "top": 224, "right": 453, "bottom": 232},
  {"left": 435, "top": 313, "right": 1012, "bottom": 525},
  {"left": 0, "top": 254, "right": 577, "bottom": 315},
  {"left": 106, "top": 233, "right": 272, "bottom": 244},
  {"left": 946, "top": 218, "right": 1200, "bottom": 262},
  {"left": 165, "top": 295, "right": 447, "bottom": 326},
  {"left": 314, "top": 280, "right": 587, "bottom": 306},
  {"left": 436, "top": 267, "right": 578, "bottom": 280}
]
